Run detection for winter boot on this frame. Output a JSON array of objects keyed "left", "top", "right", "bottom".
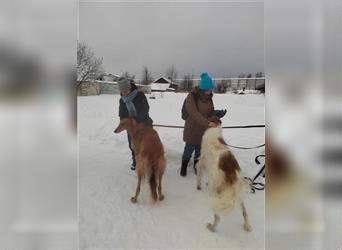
[
  {"left": 193, "top": 158, "right": 199, "bottom": 175},
  {"left": 180, "top": 159, "right": 190, "bottom": 177}
]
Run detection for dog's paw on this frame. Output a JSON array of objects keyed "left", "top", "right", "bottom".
[
  {"left": 243, "top": 223, "right": 252, "bottom": 232},
  {"left": 159, "top": 194, "right": 164, "bottom": 201},
  {"left": 130, "top": 197, "right": 137, "bottom": 203},
  {"left": 197, "top": 185, "right": 201, "bottom": 190},
  {"left": 206, "top": 223, "right": 216, "bottom": 232}
]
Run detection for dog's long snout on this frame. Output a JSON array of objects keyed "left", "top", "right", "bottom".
[
  {"left": 114, "top": 119, "right": 131, "bottom": 134},
  {"left": 114, "top": 125, "right": 123, "bottom": 133}
]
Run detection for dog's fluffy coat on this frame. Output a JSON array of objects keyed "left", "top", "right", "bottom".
[
  {"left": 114, "top": 118, "right": 166, "bottom": 203},
  {"left": 196, "top": 117, "right": 252, "bottom": 232}
]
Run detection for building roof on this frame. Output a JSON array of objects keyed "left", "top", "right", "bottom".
[
  {"left": 95, "top": 80, "right": 118, "bottom": 85},
  {"left": 97, "top": 73, "right": 121, "bottom": 81},
  {"left": 153, "top": 77, "right": 172, "bottom": 84}
]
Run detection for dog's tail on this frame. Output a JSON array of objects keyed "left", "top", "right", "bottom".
[{"left": 149, "top": 172, "right": 158, "bottom": 202}]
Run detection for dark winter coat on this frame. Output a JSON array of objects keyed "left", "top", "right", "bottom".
[
  {"left": 183, "top": 87, "right": 215, "bottom": 145},
  {"left": 119, "top": 84, "right": 153, "bottom": 126}
]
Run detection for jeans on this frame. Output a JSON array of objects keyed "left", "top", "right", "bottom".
[{"left": 182, "top": 143, "right": 201, "bottom": 161}]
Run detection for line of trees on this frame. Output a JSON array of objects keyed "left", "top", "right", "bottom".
[
  {"left": 77, "top": 42, "right": 264, "bottom": 93},
  {"left": 214, "top": 72, "right": 264, "bottom": 93},
  {"left": 179, "top": 73, "right": 194, "bottom": 92}
]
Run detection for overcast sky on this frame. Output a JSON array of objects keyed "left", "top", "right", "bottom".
[{"left": 79, "top": 2, "right": 264, "bottom": 79}]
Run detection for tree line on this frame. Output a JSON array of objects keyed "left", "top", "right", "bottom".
[{"left": 77, "top": 42, "right": 264, "bottom": 93}]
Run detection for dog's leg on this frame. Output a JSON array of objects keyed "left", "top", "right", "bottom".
[
  {"left": 131, "top": 175, "right": 142, "bottom": 203},
  {"left": 241, "top": 202, "right": 252, "bottom": 232},
  {"left": 207, "top": 213, "right": 220, "bottom": 232},
  {"left": 157, "top": 174, "right": 164, "bottom": 201},
  {"left": 196, "top": 157, "right": 204, "bottom": 190}
]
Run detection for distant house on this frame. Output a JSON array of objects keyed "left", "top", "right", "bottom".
[
  {"left": 154, "top": 77, "right": 171, "bottom": 84},
  {"left": 78, "top": 73, "right": 152, "bottom": 95},
  {"left": 151, "top": 77, "right": 176, "bottom": 92},
  {"left": 168, "top": 83, "right": 178, "bottom": 91},
  {"left": 97, "top": 73, "right": 121, "bottom": 82},
  {"left": 77, "top": 79, "right": 120, "bottom": 95},
  {"left": 77, "top": 81, "right": 101, "bottom": 96},
  {"left": 97, "top": 80, "right": 120, "bottom": 94},
  {"left": 255, "top": 81, "right": 265, "bottom": 93},
  {"left": 136, "top": 84, "right": 151, "bottom": 94}
]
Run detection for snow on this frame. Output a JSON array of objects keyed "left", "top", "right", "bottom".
[{"left": 79, "top": 92, "right": 265, "bottom": 249}]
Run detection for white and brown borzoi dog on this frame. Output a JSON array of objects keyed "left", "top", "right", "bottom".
[
  {"left": 114, "top": 118, "right": 166, "bottom": 203},
  {"left": 196, "top": 116, "right": 252, "bottom": 232}
]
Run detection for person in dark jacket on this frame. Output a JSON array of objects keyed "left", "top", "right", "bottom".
[
  {"left": 180, "top": 72, "right": 227, "bottom": 177},
  {"left": 118, "top": 77, "right": 153, "bottom": 170}
]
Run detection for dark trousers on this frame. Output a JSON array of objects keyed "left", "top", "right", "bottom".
[
  {"left": 127, "top": 132, "right": 136, "bottom": 166},
  {"left": 182, "top": 143, "right": 201, "bottom": 161}
]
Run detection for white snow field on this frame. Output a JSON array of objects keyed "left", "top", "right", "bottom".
[{"left": 79, "top": 92, "right": 265, "bottom": 249}]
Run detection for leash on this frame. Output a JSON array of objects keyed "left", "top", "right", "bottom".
[
  {"left": 154, "top": 124, "right": 265, "bottom": 150},
  {"left": 226, "top": 143, "right": 265, "bottom": 150},
  {"left": 153, "top": 124, "right": 265, "bottom": 129},
  {"left": 244, "top": 154, "right": 265, "bottom": 193}
]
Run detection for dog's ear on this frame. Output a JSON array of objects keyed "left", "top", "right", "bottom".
[{"left": 209, "top": 116, "right": 222, "bottom": 125}]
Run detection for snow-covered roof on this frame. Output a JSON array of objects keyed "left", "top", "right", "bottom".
[
  {"left": 153, "top": 77, "right": 172, "bottom": 84},
  {"left": 98, "top": 73, "right": 121, "bottom": 81},
  {"left": 103, "top": 73, "right": 120, "bottom": 78},
  {"left": 95, "top": 80, "right": 118, "bottom": 85},
  {"left": 151, "top": 83, "right": 170, "bottom": 91}
]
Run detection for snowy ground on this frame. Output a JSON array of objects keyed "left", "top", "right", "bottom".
[{"left": 79, "top": 92, "right": 265, "bottom": 249}]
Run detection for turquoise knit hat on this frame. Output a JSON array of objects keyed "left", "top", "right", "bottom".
[{"left": 198, "top": 72, "right": 214, "bottom": 90}]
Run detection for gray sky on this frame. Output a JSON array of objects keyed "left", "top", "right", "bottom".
[{"left": 79, "top": 2, "right": 264, "bottom": 79}]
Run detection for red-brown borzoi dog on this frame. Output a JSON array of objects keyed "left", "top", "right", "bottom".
[
  {"left": 196, "top": 116, "right": 252, "bottom": 232},
  {"left": 114, "top": 118, "right": 166, "bottom": 203}
]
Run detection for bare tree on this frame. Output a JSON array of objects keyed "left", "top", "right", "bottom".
[
  {"left": 77, "top": 42, "right": 104, "bottom": 86},
  {"left": 226, "top": 78, "right": 232, "bottom": 91},
  {"left": 255, "top": 72, "right": 265, "bottom": 93},
  {"left": 246, "top": 73, "right": 253, "bottom": 89},
  {"left": 180, "top": 74, "right": 194, "bottom": 92},
  {"left": 166, "top": 65, "right": 178, "bottom": 83},
  {"left": 141, "top": 66, "right": 153, "bottom": 85},
  {"left": 216, "top": 79, "right": 228, "bottom": 93},
  {"left": 256, "top": 72, "right": 264, "bottom": 77},
  {"left": 189, "top": 73, "right": 194, "bottom": 91},
  {"left": 121, "top": 71, "right": 135, "bottom": 81},
  {"left": 237, "top": 73, "right": 245, "bottom": 90}
]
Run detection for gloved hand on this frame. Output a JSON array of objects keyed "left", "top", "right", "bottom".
[{"left": 214, "top": 109, "right": 227, "bottom": 118}]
